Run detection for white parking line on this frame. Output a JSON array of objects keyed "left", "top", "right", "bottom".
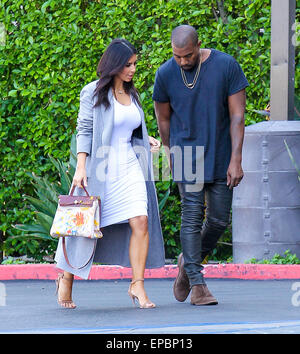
[
  {"left": 0, "top": 283, "right": 6, "bottom": 306},
  {"left": 3, "top": 320, "right": 300, "bottom": 334}
]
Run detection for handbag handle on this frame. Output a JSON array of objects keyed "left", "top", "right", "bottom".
[{"left": 70, "top": 181, "right": 89, "bottom": 196}]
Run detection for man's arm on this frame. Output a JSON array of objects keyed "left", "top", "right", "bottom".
[
  {"left": 227, "top": 89, "right": 246, "bottom": 189},
  {"left": 154, "top": 101, "right": 172, "bottom": 166}
]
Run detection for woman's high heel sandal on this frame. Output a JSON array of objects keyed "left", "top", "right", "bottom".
[
  {"left": 128, "top": 279, "right": 156, "bottom": 309},
  {"left": 55, "top": 273, "right": 76, "bottom": 309}
]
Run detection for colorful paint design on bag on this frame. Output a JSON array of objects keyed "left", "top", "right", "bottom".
[{"left": 50, "top": 203, "right": 103, "bottom": 239}]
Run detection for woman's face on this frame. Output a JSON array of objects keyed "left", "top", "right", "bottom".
[{"left": 117, "top": 54, "right": 137, "bottom": 82}]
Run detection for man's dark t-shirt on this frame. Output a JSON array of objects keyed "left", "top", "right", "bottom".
[{"left": 152, "top": 49, "right": 249, "bottom": 184}]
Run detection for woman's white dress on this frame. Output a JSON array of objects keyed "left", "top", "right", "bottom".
[{"left": 100, "top": 96, "right": 148, "bottom": 227}]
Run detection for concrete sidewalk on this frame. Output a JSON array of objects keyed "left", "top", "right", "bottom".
[{"left": 1, "top": 279, "right": 300, "bottom": 334}]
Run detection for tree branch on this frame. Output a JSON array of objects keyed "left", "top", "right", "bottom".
[
  {"left": 211, "top": 3, "right": 219, "bottom": 22},
  {"left": 217, "top": 0, "right": 228, "bottom": 24}
]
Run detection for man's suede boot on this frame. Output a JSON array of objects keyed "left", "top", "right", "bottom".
[
  {"left": 190, "top": 284, "right": 218, "bottom": 306},
  {"left": 173, "top": 253, "right": 191, "bottom": 302}
]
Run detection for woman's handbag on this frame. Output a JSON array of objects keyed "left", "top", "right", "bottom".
[{"left": 50, "top": 183, "right": 103, "bottom": 269}]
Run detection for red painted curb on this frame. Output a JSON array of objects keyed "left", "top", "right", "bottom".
[
  {"left": 203, "top": 264, "right": 300, "bottom": 280},
  {"left": 1, "top": 263, "right": 300, "bottom": 280}
]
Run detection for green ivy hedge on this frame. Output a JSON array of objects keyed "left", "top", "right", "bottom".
[{"left": 0, "top": 0, "right": 299, "bottom": 261}]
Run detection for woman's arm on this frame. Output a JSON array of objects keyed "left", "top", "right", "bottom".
[
  {"left": 149, "top": 136, "right": 161, "bottom": 153},
  {"left": 73, "top": 86, "right": 94, "bottom": 188},
  {"left": 73, "top": 152, "right": 88, "bottom": 188}
]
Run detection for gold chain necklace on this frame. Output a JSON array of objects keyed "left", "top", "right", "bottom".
[{"left": 180, "top": 50, "right": 202, "bottom": 89}]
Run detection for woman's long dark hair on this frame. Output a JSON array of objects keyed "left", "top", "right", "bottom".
[{"left": 93, "top": 38, "right": 141, "bottom": 109}]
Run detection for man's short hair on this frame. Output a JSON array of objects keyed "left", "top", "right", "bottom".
[{"left": 171, "top": 25, "right": 198, "bottom": 48}]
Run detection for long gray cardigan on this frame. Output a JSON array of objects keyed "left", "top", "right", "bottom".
[{"left": 55, "top": 80, "right": 165, "bottom": 279}]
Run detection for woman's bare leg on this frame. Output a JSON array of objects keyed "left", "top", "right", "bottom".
[
  {"left": 128, "top": 215, "right": 155, "bottom": 307},
  {"left": 56, "top": 271, "right": 75, "bottom": 308}
]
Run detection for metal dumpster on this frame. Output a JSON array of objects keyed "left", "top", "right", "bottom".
[{"left": 232, "top": 121, "right": 300, "bottom": 263}]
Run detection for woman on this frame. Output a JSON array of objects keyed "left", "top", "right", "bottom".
[{"left": 54, "top": 39, "right": 165, "bottom": 309}]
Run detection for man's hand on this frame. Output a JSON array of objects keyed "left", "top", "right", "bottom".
[{"left": 227, "top": 159, "right": 244, "bottom": 189}]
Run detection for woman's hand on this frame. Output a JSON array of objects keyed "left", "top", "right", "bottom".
[
  {"left": 149, "top": 136, "right": 161, "bottom": 153},
  {"left": 72, "top": 167, "right": 88, "bottom": 188}
]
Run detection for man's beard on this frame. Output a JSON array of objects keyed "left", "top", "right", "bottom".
[{"left": 181, "top": 53, "right": 200, "bottom": 71}]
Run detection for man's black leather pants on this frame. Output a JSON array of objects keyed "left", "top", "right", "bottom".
[{"left": 177, "top": 180, "right": 233, "bottom": 286}]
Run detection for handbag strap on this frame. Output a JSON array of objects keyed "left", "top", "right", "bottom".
[
  {"left": 62, "top": 237, "right": 97, "bottom": 270},
  {"left": 70, "top": 182, "right": 89, "bottom": 197}
]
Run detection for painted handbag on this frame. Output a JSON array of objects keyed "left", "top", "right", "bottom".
[{"left": 50, "top": 183, "right": 103, "bottom": 269}]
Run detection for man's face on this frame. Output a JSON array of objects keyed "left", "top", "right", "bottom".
[{"left": 172, "top": 40, "right": 201, "bottom": 70}]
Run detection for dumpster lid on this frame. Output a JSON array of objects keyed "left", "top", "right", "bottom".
[{"left": 246, "top": 121, "right": 300, "bottom": 134}]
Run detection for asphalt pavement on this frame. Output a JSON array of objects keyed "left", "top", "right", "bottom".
[{"left": 1, "top": 278, "right": 300, "bottom": 335}]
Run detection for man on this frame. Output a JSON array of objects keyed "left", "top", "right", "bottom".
[{"left": 153, "top": 25, "right": 248, "bottom": 305}]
